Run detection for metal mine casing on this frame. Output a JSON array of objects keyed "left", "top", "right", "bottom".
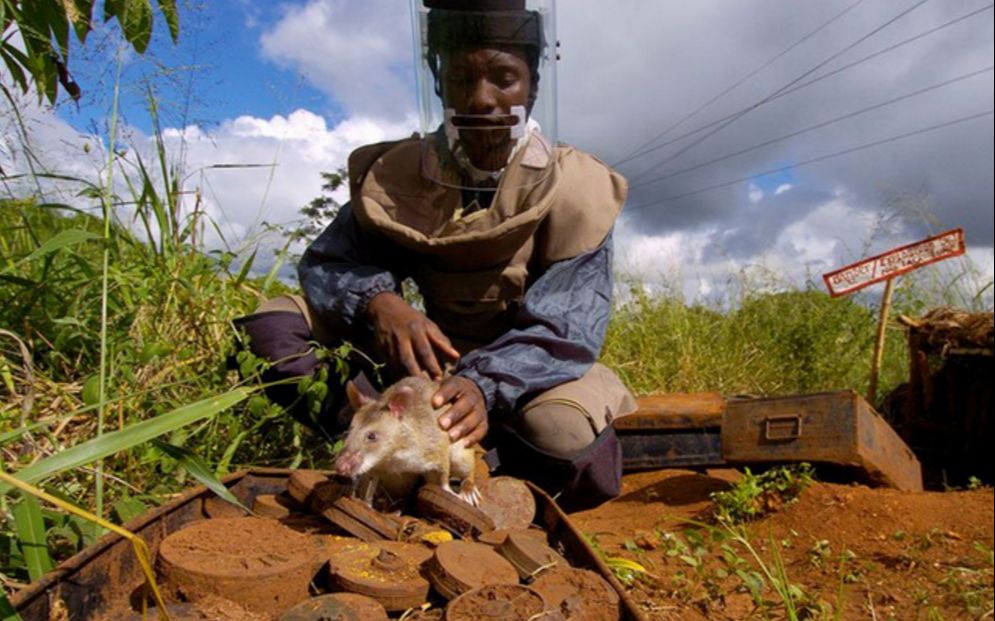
[{"left": 425, "top": 540, "right": 519, "bottom": 600}]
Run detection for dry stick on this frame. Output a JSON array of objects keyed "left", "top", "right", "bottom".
[{"left": 867, "top": 278, "right": 896, "bottom": 404}]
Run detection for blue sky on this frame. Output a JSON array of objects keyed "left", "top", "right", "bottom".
[{"left": 58, "top": 2, "right": 342, "bottom": 134}]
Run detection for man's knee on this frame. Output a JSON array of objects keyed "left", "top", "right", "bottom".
[
  {"left": 517, "top": 400, "right": 598, "bottom": 457},
  {"left": 511, "top": 362, "right": 636, "bottom": 457},
  {"left": 233, "top": 295, "right": 322, "bottom": 378}
]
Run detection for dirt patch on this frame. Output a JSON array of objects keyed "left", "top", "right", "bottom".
[{"left": 570, "top": 469, "right": 994, "bottom": 620}]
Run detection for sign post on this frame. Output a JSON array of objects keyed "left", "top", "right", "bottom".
[{"left": 822, "top": 228, "right": 965, "bottom": 403}]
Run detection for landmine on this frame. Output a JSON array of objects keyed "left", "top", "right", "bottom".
[{"left": 12, "top": 469, "right": 638, "bottom": 620}]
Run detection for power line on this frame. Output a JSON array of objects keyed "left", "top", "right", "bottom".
[
  {"left": 619, "top": 3, "right": 992, "bottom": 177},
  {"left": 612, "top": 3, "right": 993, "bottom": 172},
  {"left": 626, "top": 0, "right": 932, "bottom": 185},
  {"left": 614, "top": 0, "right": 869, "bottom": 167},
  {"left": 625, "top": 110, "right": 993, "bottom": 212},
  {"left": 631, "top": 65, "right": 994, "bottom": 190}
]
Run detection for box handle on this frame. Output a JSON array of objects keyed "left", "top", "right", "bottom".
[{"left": 764, "top": 414, "right": 803, "bottom": 441}]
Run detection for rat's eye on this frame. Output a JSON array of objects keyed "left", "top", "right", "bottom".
[{"left": 365, "top": 431, "right": 378, "bottom": 442}]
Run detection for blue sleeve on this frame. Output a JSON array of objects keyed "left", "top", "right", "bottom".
[
  {"left": 453, "top": 233, "right": 614, "bottom": 415},
  {"left": 297, "top": 203, "right": 403, "bottom": 338}
]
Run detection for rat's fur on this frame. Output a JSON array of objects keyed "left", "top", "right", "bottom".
[{"left": 332, "top": 376, "right": 478, "bottom": 505}]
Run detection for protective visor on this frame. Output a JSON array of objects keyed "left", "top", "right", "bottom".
[{"left": 411, "top": 0, "right": 558, "bottom": 191}]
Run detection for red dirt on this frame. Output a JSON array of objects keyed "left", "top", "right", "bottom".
[{"left": 570, "top": 469, "right": 995, "bottom": 620}]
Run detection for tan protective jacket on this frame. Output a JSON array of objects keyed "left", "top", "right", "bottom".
[{"left": 348, "top": 133, "right": 627, "bottom": 348}]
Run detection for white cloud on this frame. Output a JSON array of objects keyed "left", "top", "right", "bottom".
[
  {"left": 259, "top": 0, "right": 414, "bottom": 121},
  {"left": 2, "top": 98, "right": 416, "bottom": 259},
  {"left": 774, "top": 183, "right": 792, "bottom": 195}
]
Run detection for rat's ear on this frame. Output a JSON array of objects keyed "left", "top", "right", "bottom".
[
  {"left": 387, "top": 385, "right": 417, "bottom": 417},
  {"left": 346, "top": 379, "right": 377, "bottom": 411}
]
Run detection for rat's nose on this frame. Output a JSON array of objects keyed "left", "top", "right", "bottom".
[{"left": 333, "top": 450, "right": 360, "bottom": 477}]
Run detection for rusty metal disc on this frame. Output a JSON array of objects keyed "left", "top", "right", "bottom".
[
  {"left": 327, "top": 540, "right": 433, "bottom": 612},
  {"left": 202, "top": 495, "right": 250, "bottom": 519},
  {"left": 157, "top": 517, "right": 319, "bottom": 617},
  {"left": 496, "top": 531, "right": 568, "bottom": 579},
  {"left": 477, "top": 477, "right": 536, "bottom": 531},
  {"left": 415, "top": 484, "right": 495, "bottom": 537},
  {"left": 326, "top": 496, "right": 402, "bottom": 541},
  {"left": 476, "top": 528, "right": 549, "bottom": 547},
  {"left": 424, "top": 540, "right": 519, "bottom": 600},
  {"left": 444, "top": 584, "right": 548, "bottom": 621},
  {"left": 278, "top": 593, "right": 389, "bottom": 621},
  {"left": 530, "top": 567, "right": 621, "bottom": 621},
  {"left": 253, "top": 493, "right": 304, "bottom": 519}
]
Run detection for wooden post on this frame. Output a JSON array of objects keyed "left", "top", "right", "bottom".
[{"left": 867, "top": 277, "right": 896, "bottom": 404}]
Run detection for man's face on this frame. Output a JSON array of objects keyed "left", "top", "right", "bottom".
[{"left": 439, "top": 47, "right": 532, "bottom": 171}]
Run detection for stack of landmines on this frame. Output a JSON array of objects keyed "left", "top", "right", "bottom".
[{"left": 146, "top": 470, "right": 621, "bottom": 621}]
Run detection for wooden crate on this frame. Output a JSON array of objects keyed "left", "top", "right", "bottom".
[{"left": 722, "top": 390, "right": 923, "bottom": 491}]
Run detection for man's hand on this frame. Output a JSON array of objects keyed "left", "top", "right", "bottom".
[
  {"left": 433, "top": 375, "right": 488, "bottom": 446},
  {"left": 366, "top": 292, "right": 460, "bottom": 379}
]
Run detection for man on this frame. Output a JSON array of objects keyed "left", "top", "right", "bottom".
[{"left": 237, "top": 0, "right": 635, "bottom": 510}]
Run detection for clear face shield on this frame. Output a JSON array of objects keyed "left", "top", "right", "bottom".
[{"left": 411, "top": 0, "right": 558, "bottom": 191}]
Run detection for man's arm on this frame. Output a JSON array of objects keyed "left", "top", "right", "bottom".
[
  {"left": 299, "top": 203, "right": 460, "bottom": 378},
  {"left": 437, "top": 234, "right": 614, "bottom": 441},
  {"left": 298, "top": 203, "right": 403, "bottom": 339}
]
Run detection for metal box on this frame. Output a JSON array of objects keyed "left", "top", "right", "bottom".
[{"left": 722, "top": 390, "right": 923, "bottom": 491}]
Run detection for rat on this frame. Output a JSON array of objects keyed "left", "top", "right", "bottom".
[{"left": 332, "top": 375, "right": 480, "bottom": 506}]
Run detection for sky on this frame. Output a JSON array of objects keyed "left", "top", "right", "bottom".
[{"left": 3, "top": 0, "right": 993, "bottom": 305}]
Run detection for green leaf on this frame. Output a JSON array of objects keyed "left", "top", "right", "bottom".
[
  {"left": 70, "top": 0, "right": 96, "bottom": 42},
  {"left": 0, "top": 591, "right": 24, "bottom": 621},
  {"left": 152, "top": 440, "right": 249, "bottom": 512},
  {"left": 156, "top": 0, "right": 179, "bottom": 41},
  {"left": 13, "top": 229, "right": 100, "bottom": 268},
  {"left": 11, "top": 494, "right": 54, "bottom": 582},
  {"left": 80, "top": 375, "right": 101, "bottom": 406},
  {"left": 0, "top": 387, "right": 254, "bottom": 495},
  {"left": 111, "top": 497, "right": 147, "bottom": 523},
  {"left": 234, "top": 248, "right": 257, "bottom": 286},
  {"left": 261, "top": 242, "right": 289, "bottom": 296},
  {"left": 120, "top": 0, "right": 153, "bottom": 53}
]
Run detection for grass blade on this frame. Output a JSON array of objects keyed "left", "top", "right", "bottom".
[
  {"left": 4, "top": 229, "right": 100, "bottom": 271},
  {"left": 0, "top": 387, "right": 255, "bottom": 495},
  {"left": 151, "top": 440, "right": 250, "bottom": 512},
  {"left": 11, "top": 494, "right": 53, "bottom": 582}
]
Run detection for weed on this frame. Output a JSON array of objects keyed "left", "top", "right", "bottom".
[{"left": 711, "top": 463, "right": 816, "bottom": 524}]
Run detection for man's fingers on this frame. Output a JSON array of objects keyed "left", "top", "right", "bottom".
[
  {"left": 447, "top": 403, "right": 482, "bottom": 441},
  {"left": 464, "top": 421, "right": 488, "bottom": 447},
  {"left": 432, "top": 378, "right": 462, "bottom": 409},
  {"left": 411, "top": 329, "right": 443, "bottom": 378},
  {"left": 427, "top": 324, "right": 460, "bottom": 361},
  {"left": 394, "top": 336, "right": 422, "bottom": 377}
]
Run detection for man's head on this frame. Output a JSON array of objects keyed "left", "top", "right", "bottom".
[{"left": 423, "top": 0, "right": 548, "bottom": 172}]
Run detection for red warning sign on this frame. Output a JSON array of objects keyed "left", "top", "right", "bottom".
[{"left": 823, "top": 228, "right": 965, "bottom": 297}]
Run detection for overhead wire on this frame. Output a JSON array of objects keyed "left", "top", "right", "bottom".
[
  {"left": 624, "top": 110, "right": 994, "bottom": 213},
  {"left": 625, "top": 0, "right": 932, "bottom": 185},
  {"left": 630, "top": 65, "right": 994, "bottom": 190},
  {"left": 614, "top": 0, "right": 869, "bottom": 167},
  {"left": 610, "top": 3, "right": 994, "bottom": 174}
]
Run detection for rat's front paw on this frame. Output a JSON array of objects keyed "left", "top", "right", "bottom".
[{"left": 458, "top": 484, "right": 481, "bottom": 507}]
